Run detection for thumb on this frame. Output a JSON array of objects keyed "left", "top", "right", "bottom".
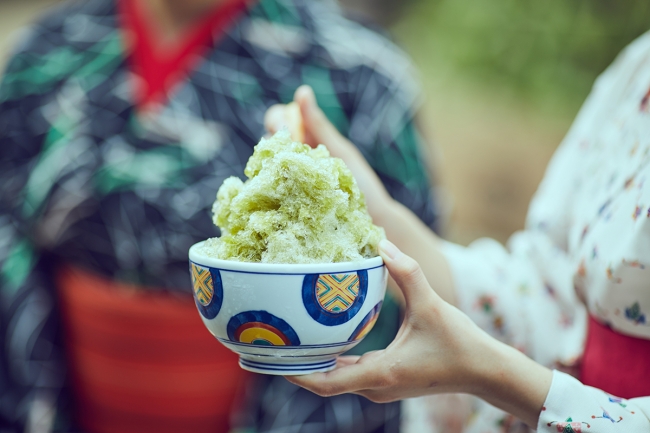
[{"left": 378, "top": 240, "right": 432, "bottom": 308}]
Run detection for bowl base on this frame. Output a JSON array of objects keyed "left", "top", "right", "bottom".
[{"left": 239, "top": 356, "right": 337, "bottom": 375}]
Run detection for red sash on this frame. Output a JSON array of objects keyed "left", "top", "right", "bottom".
[
  {"left": 580, "top": 315, "right": 650, "bottom": 398},
  {"left": 56, "top": 266, "right": 250, "bottom": 433}
]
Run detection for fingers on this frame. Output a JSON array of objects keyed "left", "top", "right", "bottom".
[
  {"left": 264, "top": 85, "right": 348, "bottom": 148},
  {"left": 294, "top": 85, "right": 351, "bottom": 153},
  {"left": 264, "top": 104, "right": 286, "bottom": 135},
  {"left": 286, "top": 102, "right": 305, "bottom": 142},
  {"left": 285, "top": 356, "right": 389, "bottom": 397},
  {"left": 336, "top": 355, "right": 360, "bottom": 368},
  {"left": 263, "top": 102, "right": 304, "bottom": 142},
  {"left": 378, "top": 240, "right": 433, "bottom": 308},
  {"left": 265, "top": 86, "right": 361, "bottom": 161}
]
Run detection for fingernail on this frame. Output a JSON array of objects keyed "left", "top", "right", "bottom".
[
  {"left": 294, "top": 85, "right": 306, "bottom": 101},
  {"left": 297, "top": 85, "right": 315, "bottom": 105},
  {"left": 378, "top": 239, "right": 400, "bottom": 260},
  {"left": 305, "top": 85, "right": 315, "bottom": 102}
]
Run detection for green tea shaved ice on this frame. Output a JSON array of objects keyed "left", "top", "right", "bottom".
[{"left": 201, "top": 130, "right": 385, "bottom": 263}]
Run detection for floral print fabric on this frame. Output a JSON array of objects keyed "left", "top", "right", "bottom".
[
  {"left": 541, "top": 371, "right": 650, "bottom": 433},
  {"left": 404, "top": 30, "right": 650, "bottom": 433}
]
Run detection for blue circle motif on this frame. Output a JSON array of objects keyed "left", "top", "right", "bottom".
[
  {"left": 190, "top": 262, "right": 223, "bottom": 320},
  {"left": 302, "top": 270, "right": 368, "bottom": 326},
  {"left": 227, "top": 310, "right": 301, "bottom": 346},
  {"left": 348, "top": 301, "right": 383, "bottom": 342}
]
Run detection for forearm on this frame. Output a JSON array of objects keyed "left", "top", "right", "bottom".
[
  {"left": 288, "top": 237, "right": 553, "bottom": 430},
  {"left": 375, "top": 199, "right": 456, "bottom": 305},
  {"left": 376, "top": 200, "right": 553, "bottom": 428},
  {"left": 472, "top": 337, "right": 553, "bottom": 428}
]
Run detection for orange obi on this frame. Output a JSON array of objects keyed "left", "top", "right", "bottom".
[{"left": 56, "top": 265, "right": 251, "bottom": 433}]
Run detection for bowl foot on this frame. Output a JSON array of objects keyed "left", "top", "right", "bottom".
[{"left": 239, "top": 356, "right": 337, "bottom": 375}]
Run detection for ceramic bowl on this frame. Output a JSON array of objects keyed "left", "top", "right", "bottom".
[{"left": 188, "top": 241, "right": 387, "bottom": 375}]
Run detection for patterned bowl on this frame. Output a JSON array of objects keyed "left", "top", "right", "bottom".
[{"left": 188, "top": 241, "right": 387, "bottom": 375}]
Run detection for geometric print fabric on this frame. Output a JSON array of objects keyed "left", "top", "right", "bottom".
[{"left": 0, "top": 0, "right": 439, "bottom": 431}]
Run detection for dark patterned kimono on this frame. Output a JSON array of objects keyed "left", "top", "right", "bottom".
[{"left": 0, "top": 0, "right": 439, "bottom": 431}]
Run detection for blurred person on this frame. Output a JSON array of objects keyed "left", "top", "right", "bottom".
[
  {"left": 0, "top": 0, "right": 441, "bottom": 432},
  {"left": 267, "top": 30, "right": 650, "bottom": 432}
]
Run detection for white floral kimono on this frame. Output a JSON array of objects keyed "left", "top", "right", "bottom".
[{"left": 404, "top": 30, "right": 650, "bottom": 433}]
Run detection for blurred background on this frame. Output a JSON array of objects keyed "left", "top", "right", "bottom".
[{"left": 2, "top": 0, "right": 648, "bottom": 245}]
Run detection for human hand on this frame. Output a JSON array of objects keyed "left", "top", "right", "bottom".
[
  {"left": 286, "top": 240, "right": 552, "bottom": 428},
  {"left": 287, "top": 239, "right": 491, "bottom": 400},
  {"left": 264, "top": 85, "right": 393, "bottom": 220}
]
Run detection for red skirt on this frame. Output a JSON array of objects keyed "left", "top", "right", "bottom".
[
  {"left": 56, "top": 265, "right": 251, "bottom": 433},
  {"left": 580, "top": 315, "right": 650, "bottom": 398}
]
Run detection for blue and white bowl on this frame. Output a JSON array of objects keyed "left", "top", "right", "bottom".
[{"left": 188, "top": 241, "right": 387, "bottom": 375}]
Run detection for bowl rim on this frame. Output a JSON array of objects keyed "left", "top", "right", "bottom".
[{"left": 189, "top": 241, "right": 384, "bottom": 274}]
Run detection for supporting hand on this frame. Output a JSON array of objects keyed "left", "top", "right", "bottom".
[{"left": 287, "top": 240, "right": 553, "bottom": 429}]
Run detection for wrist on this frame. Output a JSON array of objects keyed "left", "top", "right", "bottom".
[{"left": 471, "top": 338, "right": 552, "bottom": 428}]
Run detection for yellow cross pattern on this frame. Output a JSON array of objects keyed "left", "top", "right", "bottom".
[
  {"left": 191, "top": 264, "right": 214, "bottom": 306},
  {"left": 316, "top": 273, "right": 359, "bottom": 313}
]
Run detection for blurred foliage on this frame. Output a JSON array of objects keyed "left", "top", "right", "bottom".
[
  {"left": 339, "top": 0, "right": 416, "bottom": 26},
  {"left": 392, "top": 0, "right": 650, "bottom": 116}
]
